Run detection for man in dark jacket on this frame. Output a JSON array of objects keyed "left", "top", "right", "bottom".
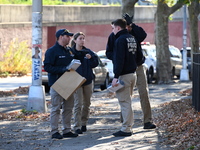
[
  {"left": 110, "top": 19, "right": 143, "bottom": 137},
  {"left": 43, "top": 29, "right": 78, "bottom": 139},
  {"left": 123, "top": 13, "right": 156, "bottom": 129},
  {"left": 106, "top": 14, "right": 156, "bottom": 131}
]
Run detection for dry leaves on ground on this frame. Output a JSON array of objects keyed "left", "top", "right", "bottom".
[
  {"left": 0, "top": 86, "right": 29, "bottom": 97},
  {"left": 154, "top": 88, "right": 200, "bottom": 150},
  {"left": 0, "top": 111, "right": 50, "bottom": 121},
  {"left": 179, "top": 88, "right": 192, "bottom": 96},
  {"left": 0, "top": 86, "right": 50, "bottom": 121}
]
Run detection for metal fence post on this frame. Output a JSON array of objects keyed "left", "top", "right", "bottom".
[{"left": 192, "top": 53, "right": 200, "bottom": 111}]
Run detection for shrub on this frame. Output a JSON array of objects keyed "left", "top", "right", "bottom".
[{"left": 0, "top": 39, "right": 32, "bottom": 77}]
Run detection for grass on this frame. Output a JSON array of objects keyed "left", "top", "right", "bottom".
[{"left": 0, "top": 38, "right": 32, "bottom": 77}]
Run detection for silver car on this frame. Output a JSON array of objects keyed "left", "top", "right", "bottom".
[
  {"left": 97, "top": 50, "right": 114, "bottom": 81},
  {"left": 169, "top": 45, "right": 183, "bottom": 78},
  {"left": 141, "top": 43, "right": 157, "bottom": 83},
  {"left": 141, "top": 43, "right": 182, "bottom": 80}
]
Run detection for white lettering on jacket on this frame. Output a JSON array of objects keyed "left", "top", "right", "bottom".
[
  {"left": 126, "top": 37, "right": 137, "bottom": 54},
  {"left": 59, "top": 56, "right": 66, "bottom": 58}
]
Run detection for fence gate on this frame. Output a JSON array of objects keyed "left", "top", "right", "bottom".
[{"left": 192, "top": 53, "right": 200, "bottom": 112}]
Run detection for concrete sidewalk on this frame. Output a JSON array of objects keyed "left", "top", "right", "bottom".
[{"left": 0, "top": 80, "right": 192, "bottom": 150}]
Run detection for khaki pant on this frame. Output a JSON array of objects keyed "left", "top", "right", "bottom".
[
  {"left": 116, "top": 73, "right": 136, "bottom": 132},
  {"left": 50, "top": 88, "right": 74, "bottom": 135},
  {"left": 73, "top": 83, "right": 93, "bottom": 130},
  {"left": 136, "top": 65, "right": 152, "bottom": 123}
]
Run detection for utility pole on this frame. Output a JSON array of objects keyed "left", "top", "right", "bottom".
[
  {"left": 27, "top": 0, "right": 46, "bottom": 112},
  {"left": 180, "top": 5, "right": 189, "bottom": 81}
]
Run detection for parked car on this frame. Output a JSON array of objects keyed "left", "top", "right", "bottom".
[
  {"left": 96, "top": 50, "right": 114, "bottom": 81},
  {"left": 138, "top": 0, "right": 155, "bottom": 5},
  {"left": 97, "top": 47, "right": 157, "bottom": 84},
  {"left": 42, "top": 65, "right": 49, "bottom": 92},
  {"left": 42, "top": 56, "right": 109, "bottom": 93},
  {"left": 169, "top": 45, "right": 183, "bottom": 78},
  {"left": 141, "top": 42, "right": 182, "bottom": 80},
  {"left": 141, "top": 43, "right": 157, "bottom": 83},
  {"left": 93, "top": 56, "right": 110, "bottom": 90}
]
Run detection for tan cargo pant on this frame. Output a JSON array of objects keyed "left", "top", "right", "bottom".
[
  {"left": 116, "top": 73, "right": 136, "bottom": 133},
  {"left": 50, "top": 87, "right": 74, "bottom": 135},
  {"left": 73, "top": 83, "right": 93, "bottom": 130},
  {"left": 136, "top": 65, "right": 152, "bottom": 123}
]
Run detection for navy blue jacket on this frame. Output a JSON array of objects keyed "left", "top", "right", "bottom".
[
  {"left": 130, "top": 23, "right": 147, "bottom": 66},
  {"left": 43, "top": 42, "right": 75, "bottom": 86},
  {"left": 72, "top": 45, "right": 99, "bottom": 86},
  {"left": 106, "top": 23, "right": 146, "bottom": 66},
  {"left": 112, "top": 29, "right": 143, "bottom": 78},
  {"left": 106, "top": 32, "right": 115, "bottom": 61},
  {"left": 130, "top": 23, "right": 147, "bottom": 43}
]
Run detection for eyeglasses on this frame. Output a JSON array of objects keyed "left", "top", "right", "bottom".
[{"left": 61, "top": 29, "right": 69, "bottom": 35}]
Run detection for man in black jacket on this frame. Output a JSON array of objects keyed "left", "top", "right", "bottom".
[
  {"left": 123, "top": 13, "right": 156, "bottom": 129},
  {"left": 106, "top": 14, "right": 156, "bottom": 130},
  {"left": 110, "top": 19, "right": 143, "bottom": 137},
  {"left": 43, "top": 29, "right": 78, "bottom": 139}
]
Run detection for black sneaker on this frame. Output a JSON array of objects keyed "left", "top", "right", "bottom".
[
  {"left": 75, "top": 129, "right": 83, "bottom": 134},
  {"left": 63, "top": 132, "right": 78, "bottom": 138},
  {"left": 112, "top": 131, "right": 132, "bottom": 137},
  {"left": 81, "top": 126, "right": 87, "bottom": 132},
  {"left": 52, "top": 132, "right": 63, "bottom": 139},
  {"left": 144, "top": 122, "right": 156, "bottom": 129}
]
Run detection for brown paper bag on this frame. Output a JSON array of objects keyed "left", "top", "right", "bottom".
[{"left": 52, "top": 70, "right": 86, "bottom": 100}]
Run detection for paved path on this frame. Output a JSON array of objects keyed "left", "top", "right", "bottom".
[
  {"left": 0, "top": 76, "right": 31, "bottom": 91},
  {"left": 0, "top": 80, "right": 192, "bottom": 150}
]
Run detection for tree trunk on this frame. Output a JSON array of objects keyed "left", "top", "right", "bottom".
[
  {"left": 121, "top": 0, "right": 137, "bottom": 19},
  {"left": 155, "top": 2, "right": 172, "bottom": 84},
  {"left": 188, "top": 0, "right": 200, "bottom": 79},
  {"left": 188, "top": 0, "right": 200, "bottom": 53},
  {"left": 155, "top": 1, "right": 184, "bottom": 84}
]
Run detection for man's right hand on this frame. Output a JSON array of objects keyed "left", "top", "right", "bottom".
[
  {"left": 112, "top": 78, "right": 119, "bottom": 87},
  {"left": 63, "top": 66, "right": 70, "bottom": 72}
]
